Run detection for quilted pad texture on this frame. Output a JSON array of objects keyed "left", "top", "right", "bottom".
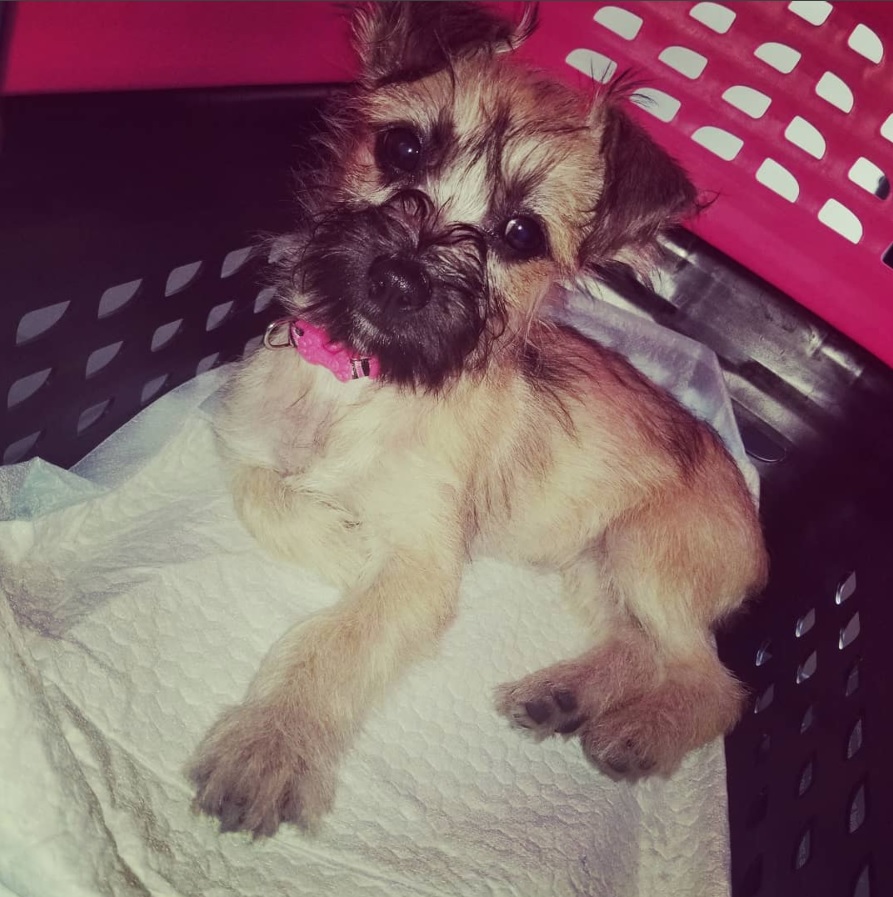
[{"left": 0, "top": 297, "right": 746, "bottom": 897}]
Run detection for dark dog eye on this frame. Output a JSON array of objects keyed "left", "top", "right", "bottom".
[
  {"left": 377, "top": 127, "right": 422, "bottom": 174},
  {"left": 502, "top": 216, "right": 545, "bottom": 257}
]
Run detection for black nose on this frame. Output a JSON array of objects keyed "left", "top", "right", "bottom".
[{"left": 367, "top": 256, "right": 430, "bottom": 312}]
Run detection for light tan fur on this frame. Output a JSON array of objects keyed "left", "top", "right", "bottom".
[{"left": 188, "top": 3, "right": 767, "bottom": 838}]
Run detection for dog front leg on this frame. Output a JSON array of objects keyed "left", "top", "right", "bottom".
[{"left": 188, "top": 550, "right": 461, "bottom": 837}]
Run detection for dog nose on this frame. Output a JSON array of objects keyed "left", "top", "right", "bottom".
[{"left": 367, "top": 256, "right": 430, "bottom": 311}]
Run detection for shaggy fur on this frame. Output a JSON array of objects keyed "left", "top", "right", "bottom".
[{"left": 188, "top": 1, "right": 768, "bottom": 838}]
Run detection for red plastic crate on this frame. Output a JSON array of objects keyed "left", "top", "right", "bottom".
[
  {"left": 6, "top": 1, "right": 891, "bottom": 367},
  {"left": 518, "top": 1, "right": 893, "bottom": 368}
]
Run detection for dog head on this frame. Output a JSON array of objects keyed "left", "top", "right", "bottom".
[{"left": 279, "top": 1, "right": 697, "bottom": 390}]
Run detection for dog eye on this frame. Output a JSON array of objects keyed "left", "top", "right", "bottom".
[
  {"left": 377, "top": 127, "right": 423, "bottom": 174},
  {"left": 502, "top": 216, "right": 545, "bottom": 257}
]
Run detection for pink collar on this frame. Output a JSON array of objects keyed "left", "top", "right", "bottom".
[{"left": 263, "top": 318, "right": 380, "bottom": 382}]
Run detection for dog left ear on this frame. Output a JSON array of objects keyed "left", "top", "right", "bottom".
[
  {"left": 351, "top": 1, "right": 538, "bottom": 86},
  {"left": 582, "top": 103, "right": 699, "bottom": 275}
]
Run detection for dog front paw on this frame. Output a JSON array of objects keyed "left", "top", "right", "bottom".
[
  {"left": 495, "top": 673, "right": 588, "bottom": 739},
  {"left": 188, "top": 702, "right": 337, "bottom": 837}
]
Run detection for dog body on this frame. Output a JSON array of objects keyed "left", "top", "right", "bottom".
[{"left": 189, "top": 2, "right": 767, "bottom": 838}]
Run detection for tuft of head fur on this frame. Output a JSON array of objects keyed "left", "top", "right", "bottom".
[{"left": 272, "top": 1, "right": 699, "bottom": 391}]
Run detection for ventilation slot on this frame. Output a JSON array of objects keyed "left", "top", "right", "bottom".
[
  {"left": 631, "top": 89, "right": 681, "bottom": 123},
  {"left": 788, "top": 1, "right": 832, "bottom": 26},
  {"left": 756, "top": 159, "right": 799, "bottom": 202},
  {"left": 3, "top": 431, "right": 42, "bottom": 464},
  {"left": 785, "top": 117, "right": 826, "bottom": 159},
  {"left": 141, "top": 376, "right": 169, "bottom": 406},
  {"left": 77, "top": 399, "right": 112, "bottom": 434},
  {"left": 7, "top": 369, "right": 52, "bottom": 409},
  {"left": 755, "top": 42, "right": 801, "bottom": 73},
  {"left": 692, "top": 126, "right": 743, "bottom": 160},
  {"left": 839, "top": 612, "right": 861, "bottom": 649},
  {"left": 566, "top": 49, "right": 617, "bottom": 83},
  {"left": 658, "top": 46, "right": 708, "bottom": 79},
  {"left": 849, "top": 158, "right": 889, "bottom": 199},
  {"left": 221, "top": 246, "right": 254, "bottom": 278},
  {"left": 723, "top": 85, "right": 771, "bottom": 118},
  {"left": 593, "top": 7, "right": 643, "bottom": 40},
  {"left": 796, "top": 650, "right": 817, "bottom": 683},
  {"left": 151, "top": 320, "right": 183, "bottom": 352},
  {"left": 848, "top": 24, "right": 884, "bottom": 63},
  {"left": 816, "top": 72, "right": 854, "bottom": 113},
  {"left": 818, "top": 200, "right": 863, "bottom": 244},
  {"left": 85, "top": 341, "right": 123, "bottom": 378},
  {"left": 689, "top": 2, "right": 735, "bottom": 34},
  {"left": 17, "top": 301, "right": 71, "bottom": 345},
  {"left": 165, "top": 262, "right": 203, "bottom": 297},
  {"left": 796, "top": 608, "right": 816, "bottom": 638},
  {"left": 98, "top": 280, "right": 141, "bottom": 318}
]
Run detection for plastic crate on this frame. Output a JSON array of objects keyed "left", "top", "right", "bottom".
[
  {"left": 1, "top": 5, "right": 891, "bottom": 897},
  {"left": 517, "top": 1, "right": 893, "bottom": 369}
]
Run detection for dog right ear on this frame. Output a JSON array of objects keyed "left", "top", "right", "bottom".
[{"left": 350, "top": 1, "right": 538, "bottom": 86}]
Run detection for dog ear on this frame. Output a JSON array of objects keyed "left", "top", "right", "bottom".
[
  {"left": 582, "top": 102, "right": 699, "bottom": 276},
  {"left": 351, "top": 1, "right": 538, "bottom": 86}
]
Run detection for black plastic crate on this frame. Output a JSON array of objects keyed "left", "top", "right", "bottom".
[{"left": 1, "top": 84, "right": 890, "bottom": 897}]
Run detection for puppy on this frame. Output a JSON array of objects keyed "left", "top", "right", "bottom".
[{"left": 188, "top": 1, "right": 768, "bottom": 837}]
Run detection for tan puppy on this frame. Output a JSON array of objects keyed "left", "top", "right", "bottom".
[{"left": 188, "top": 1, "right": 768, "bottom": 837}]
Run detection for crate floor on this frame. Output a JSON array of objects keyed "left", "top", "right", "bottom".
[{"left": 0, "top": 368, "right": 738, "bottom": 897}]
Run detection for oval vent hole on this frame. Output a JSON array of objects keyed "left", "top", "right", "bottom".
[
  {"left": 98, "top": 281, "right": 141, "bottom": 319},
  {"left": 755, "top": 42, "right": 801, "bottom": 74},
  {"left": 845, "top": 660, "right": 860, "bottom": 697},
  {"left": 690, "top": 2, "right": 735, "bottom": 34},
  {"left": 788, "top": 1, "right": 832, "bottom": 26},
  {"left": 797, "top": 651, "right": 818, "bottom": 683},
  {"left": 852, "top": 861, "right": 871, "bottom": 897},
  {"left": 197, "top": 353, "right": 221, "bottom": 376},
  {"left": 848, "top": 780, "right": 867, "bottom": 833},
  {"left": 836, "top": 571, "right": 857, "bottom": 604},
  {"left": 849, "top": 157, "right": 889, "bottom": 199},
  {"left": 566, "top": 49, "right": 617, "bottom": 83},
  {"left": 815, "top": 72, "right": 854, "bottom": 113},
  {"left": 793, "top": 822, "right": 812, "bottom": 870},
  {"left": 77, "top": 399, "right": 112, "bottom": 434},
  {"left": 3, "top": 431, "right": 42, "bottom": 464},
  {"left": 85, "top": 341, "right": 124, "bottom": 378},
  {"left": 632, "top": 88, "right": 681, "bottom": 123},
  {"left": 846, "top": 717, "right": 863, "bottom": 759},
  {"left": 755, "top": 637, "right": 773, "bottom": 666},
  {"left": 141, "top": 375, "right": 169, "bottom": 406},
  {"left": 818, "top": 200, "right": 863, "bottom": 244},
  {"left": 756, "top": 159, "right": 799, "bottom": 202},
  {"left": 800, "top": 703, "right": 816, "bottom": 734},
  {"left": 848, "top": 24, "right": 883, "bottom": 64},
  {"left": 244, "top": 335, "right": 264, "bottom": 355},
  {"left": 254, "top": 287, "right": 276, "bottom": 314},
  {"left": 723, "top": 85, "right": 771, "bottom": 118},
  {"left": 692, "top": 126, "right": 743, "bottom": 160},
  {"left": 206, "top": 301, "right": 235, "bottom": 332},
  {"left": 17, "top": 301, "right": 71, "bottom": 345},
  {"left": 7, "top": 368, "right": 52, "bottom": 409},
  {"left": 754, "top": 683, "right": 774, "bottom": 713},
  {"left": 797, "top": 756, "right": 814, "bottom": 796},
  {"left": 785, "top": 116, "right": 826, "bottom": 159},
  {"left": 796, "top": 608, "right": 815, "bottom": 638},
  {"left": 593, "top": 6, "right": 643, "bottom": 40},
  {"left": 658, "top": 46, "right": 708, "bottom": 79},
  {"left": 221, "top": 246, "right": 254, "bottom": 279},
  {"left": 165, "top": 261, "right": 203, "bottom": 297},
  {"left": 839, "top": 612, "right": 861, "bottom": 649},
  {"left": 151, "top": 320, "right": 183, "bottom": 352}
]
